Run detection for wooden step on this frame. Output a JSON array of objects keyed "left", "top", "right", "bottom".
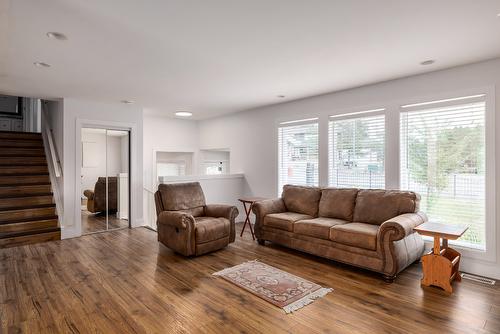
[
  {"left": 0, "top": 147, "right": 46, "bottom": 157},
  {"left": 0, "top": 228, "right": 60, "bottom": 248},
  {"left": 0, "top": 206, "right": 56, "bottom": 223},
  {"left": 0, "top": 195, "right": 54, "bottom": 210},
  {"left": 0, "top": 139, "right": 43, "bottom": 148},
  {"left": 0, "top": 184, "right": 52, "bottom": 198},
  {"left": 0, "top": 131, "right": 42, "bottom": 140},
  {"left": 0, "top": 175, "right": 50, "bottom": 186},
  {"left": 0, "top": 218, "right": 58, "bottom": 233},
  {"left": 0, "top": 165, "right": 49, "bottom": 176},
  {"left": 0, "top": 156, "right": 47, "bottom": 166}
]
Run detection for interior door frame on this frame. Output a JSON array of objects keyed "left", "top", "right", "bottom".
[{"left": 75, "top": 118, "right": 137, "bottom": 237}]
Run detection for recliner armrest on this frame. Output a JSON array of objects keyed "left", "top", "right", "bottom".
[
  {"left": 83, "top": 190, "right": 94, "bottom": 200},
  {"left": 205, "top": 204, "right": 239, "bottom": 221},
  {"left": 157, "top": 211, "right": 195, "bottom": 230},
  {"left": 378, "top": 211, "right": 428, "bottom": 241}
]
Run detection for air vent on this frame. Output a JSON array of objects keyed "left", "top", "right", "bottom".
[{"left": 460, "top": 273, "right": 496, "bottom": 285}]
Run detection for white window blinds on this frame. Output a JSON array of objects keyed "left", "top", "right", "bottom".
[
  {"left": 329, "top": 114, "right": 385, "bottom": 188},
  {"left": 400, "top": 100, "right": 486, "bottom": 249},
  {"left": 278, "top": 121, "right": 319, "bottom": 194}
]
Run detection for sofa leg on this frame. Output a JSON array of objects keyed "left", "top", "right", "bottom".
[
  {"left": 383, "top": 274, "right": 396, "bottom": 283},
  {"left": 257, "top": 239, "right": 265, "bottom": 246}
]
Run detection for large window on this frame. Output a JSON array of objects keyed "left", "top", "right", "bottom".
[
  {"left": 278, "top": 120, "right": 319, "bottom": 193},
  {"left": 329, "top": 113, "right": 385, "bottom": 188},
  {"left": 400, "top": 99, "right": 486, "bottom": 249}
]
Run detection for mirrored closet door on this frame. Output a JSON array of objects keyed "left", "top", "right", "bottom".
[{"left": 81, "top": 128, "right": 130, "bottom": 234}]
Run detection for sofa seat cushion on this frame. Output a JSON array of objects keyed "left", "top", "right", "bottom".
[
  {"left": 194, "top": 217, "right": 230, "bottom": 243},
  {"left": 294, "top": 218, "right": 348, "bottom": 240},
  {"left": 264, "top": 212, "right": 312, "bottom": 232},
  {"left": 329, "top": 223, "right": 379, "bottom": 251}
]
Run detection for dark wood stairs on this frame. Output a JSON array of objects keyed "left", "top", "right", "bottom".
[{"left": 0, "top": 131, "right": 60, "bottom": 248}]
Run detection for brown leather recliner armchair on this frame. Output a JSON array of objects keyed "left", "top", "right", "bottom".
[
  {"left": 83, "top": 177, "right": 118, "bottom": 213},
  {"left": 154, "top": 182, "right": 239, "bottom": 256}
]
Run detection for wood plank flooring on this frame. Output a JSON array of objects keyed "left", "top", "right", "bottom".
[{"left": 1, "top": 224, "right": 499, "bottom": 333}]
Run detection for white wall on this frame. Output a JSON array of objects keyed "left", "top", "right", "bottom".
[
  {"left": 198, "top": 58, "right": 500, "bottom": 279},
  {"left": 60, "top": 98, "right": 143, "bottom": 238}
]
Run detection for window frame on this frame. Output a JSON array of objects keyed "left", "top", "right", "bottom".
[
  {"left": 328, "top": 108, "right": 387, "bottom": 189},
  {"left": 276, "top": 117, "right": 320, "bottom": 196}
]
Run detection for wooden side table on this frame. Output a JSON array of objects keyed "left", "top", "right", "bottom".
[
  {"left": 238, "top": 197, "right": 266, "bottom": 240},
  {"left": 414, "top": 222, "right": 468, "bottom": 294}
]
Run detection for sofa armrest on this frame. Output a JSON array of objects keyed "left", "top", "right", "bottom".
[
  {"left": 83, "top": 190, "right": 94, "bottom": 200},
  {"left": 378, "top": 211, "right": 427, "bottom": 277},
  {"left": 205, "top": 204, "right": 239, "bottom": 242},
  {"left": 252, "top": 198, "right": 286, "bottom": 239},
  {"left": 378, "top": 212, "right": 428, "bottom": 241},
  {"left": 157, "top": 211, "right": 195, "bottom": 230}
]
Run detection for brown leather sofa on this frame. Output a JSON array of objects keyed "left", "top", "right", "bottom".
[
  {"left": 253, "top": 185, "right": 427, "bottom": 281},
  {"left": 154, "top": 182, "right": 239, "bottom": 256},
  {"left": 83, "top": 177, "right": 118, "bottom": 213}
]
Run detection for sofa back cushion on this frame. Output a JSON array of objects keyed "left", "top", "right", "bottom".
[
  {"left": 353, "top": 189, "right": 420, "bottom": 225},
  {"left": 158, "top": 182, "right": 206, "bottom": 216},
  {"left": 282, "top": 185, "right": 321, "bottom": 217},
  {"left": 319, "top": 188, "right": 358, "bottom": 221}
]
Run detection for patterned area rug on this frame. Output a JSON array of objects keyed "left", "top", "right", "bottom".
[{"left": 213, "top": 260, "right": 333, "bottom": 313}]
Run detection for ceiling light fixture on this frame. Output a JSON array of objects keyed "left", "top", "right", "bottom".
[
  {"left": 46, "top": 32, "right": 67, "bottom": 40},
  {"left": 33, "top": 62, "right": 51, "bottom": 68},
  {"left": 420, "top": 59, "right": 435, "bottom": 66},
  {"left": 175, "top": 111, "right": 193, "bottom": 117},
  {"left": 121, "top": 100, "right": 134, "bottom": 104}
]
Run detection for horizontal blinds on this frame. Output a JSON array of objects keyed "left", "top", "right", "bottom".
[
  {"left": 400, "top": 101, "right": 486, "bottom": 249},
  {"left": 329, "top": 114, "right": 385, "bottom": 188},
  {"left": 278, "top": 122, "right": 319, "bottom": 194}
]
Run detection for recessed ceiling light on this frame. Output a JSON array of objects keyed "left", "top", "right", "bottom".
[
  {"left": 277, "top": 95, "right": 286, "bottom": 98},
  {"left": 175, "top": 111, "right": 193, "bottom": 117},
  {"left": 420, "top": 60, "right": 435, "bottom": 66},
  {"left": 33, "top": 62, "right": 51, "bottom": 68},
  {"left": 46, "top": 32, "right": 67, "bottom": 40},
  {"left": 121, "top": 100, "right": 134, "bottom": 104}
]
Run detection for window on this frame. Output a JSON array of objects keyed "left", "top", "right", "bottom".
[
  {"left": 329, "top": 113, "right": 385, "bottom": 188},
  {"left": 278, "top": 120, "right": 319, "bottom": 193},
  {"left": 400, "top": 99, "right": 486, "bottom": 249},
  {"left": 203, "top": 161, "right": 228, "bottom": 175},
  {"left": 157, "top": 162, "right": 186, "bottom": 177}
]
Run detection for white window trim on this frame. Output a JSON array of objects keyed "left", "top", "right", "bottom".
[{"left": 397, "top": 87, "right": 496, "bottom": 262}]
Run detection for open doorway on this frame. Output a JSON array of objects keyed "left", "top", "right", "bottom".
[{"left": 80, "top": 128, "right": 130, "bottom": 234}]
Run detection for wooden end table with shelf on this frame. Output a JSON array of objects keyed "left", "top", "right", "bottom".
[
  {"left": 414, "top": 222, "right": 468, "bottom": 294},
  {"left": 238, "top": 197, "right": 266, "bottom": 240}
]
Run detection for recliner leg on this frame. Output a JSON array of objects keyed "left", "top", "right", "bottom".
[{"left": 257, "top": 239, "right": 265, "bottom": 246}]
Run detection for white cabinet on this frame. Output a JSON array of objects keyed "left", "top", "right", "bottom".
[{"left": 0, "top": 117, "right": 24, "bottom": 132}]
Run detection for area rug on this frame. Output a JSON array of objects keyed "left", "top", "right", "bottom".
[{"left": 213, "top": 260, "right": 333, "bottom": 313}]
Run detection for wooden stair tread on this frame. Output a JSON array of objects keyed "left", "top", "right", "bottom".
[
  {"left": 0, "top": 147, "right": 46, "bottom": 157},
  {"left": 0, "top": 206, "right": 57, "bottom": 223},
  {"left": 0, "top": 196, "right": 55, "bottom": 210},
  {"left": 0, "top": 226, "right": 60, "bottom": 238},
  {"left": 0, "top": 139, "right": 44, "bottom": 148},
  {"left": 0, "top": 165, "right": 49, "bottom": 175},
  {"left": 0, "top": 229, "right": 60, "bottom": 248},
  {"left": 0, "top": 157, "right": 47, "bottom": 165},
  {"left": 0, "top": 218, "right": 58, "bottom": 233},
  {"left": 0, "top": 184, "right": 52, "bottom": 198},
  {"left": 0, "top": 175, "right": 51, "bottom": 186},
  {"left": 0, "top": 131, "right": 42, "bottom": 140}
]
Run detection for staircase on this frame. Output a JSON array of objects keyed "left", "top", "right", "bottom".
[{"left": 0, "top": 131, "right": 60, "bottom": 248}]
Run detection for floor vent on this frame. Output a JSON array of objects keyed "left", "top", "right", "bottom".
[{"left": 460, "top": 273, "right": 496, "bottom": 285}]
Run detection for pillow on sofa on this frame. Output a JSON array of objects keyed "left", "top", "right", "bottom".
[
  {"left": 282, "top": 185, "right": 321, "bottom": 217},
  {"left": 318, "top": 188, "right": 358, "bottom": 221},
  {"left": 353, "top": 189, "right": 420, "bottom": 225}
]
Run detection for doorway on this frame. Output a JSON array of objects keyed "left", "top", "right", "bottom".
[{"left": 80, "top": 128, "right": 130, "bottom": 234}]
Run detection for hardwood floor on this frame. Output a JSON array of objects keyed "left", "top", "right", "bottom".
[
  {"left": 81, "top": 210, "right": 129, "bottom": 234},
  {"left": 1, "top": 224, "right": 499, "bottom": 333}
]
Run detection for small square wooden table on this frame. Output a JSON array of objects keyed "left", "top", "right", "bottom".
[
  {"left": 414, "top": 222, "right": 468, "bottom": 294},
  {"left": 238, "top": 197, "right": 266, "bottom": 240}
]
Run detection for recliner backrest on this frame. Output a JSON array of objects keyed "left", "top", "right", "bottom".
[{"left": 157, "top": 182, "right": 206, "bottom": 217}]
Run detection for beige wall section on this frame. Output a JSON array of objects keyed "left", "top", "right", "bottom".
[{"left": 198, "top": 58, "right": 500, "bottom": 279}]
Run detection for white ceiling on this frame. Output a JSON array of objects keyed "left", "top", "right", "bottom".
[{"left": 1, "top": 1, "right": 500, "bottom": 120}]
